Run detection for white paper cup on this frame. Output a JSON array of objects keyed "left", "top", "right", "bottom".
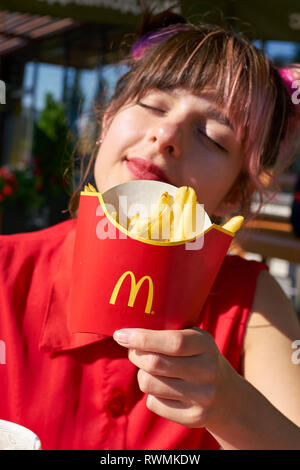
[
  {"left": 0, "top": 420, "right": 41, "bottom": 450},
  {"left": 102, "top": 180, "right": 212, "bottom": 240}
]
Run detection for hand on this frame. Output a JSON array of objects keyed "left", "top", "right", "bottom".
[{"left": 113, "top": 327, "right": 237, "bottom": 428}]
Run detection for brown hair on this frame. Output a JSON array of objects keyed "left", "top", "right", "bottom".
[{"left": 68, "top": 9, "right": 297, "bottom": 222}]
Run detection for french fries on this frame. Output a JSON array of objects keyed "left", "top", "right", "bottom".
[
  {"left": 222, "top": 216, "right": 244, "bottom": 234},
  {"left": 82, "top": 182, "right": 244, "bottom": 241},
  {"left": 84, "top": 183, "right": 97, "bottom": 192},
  {"left": 126, "top": 189, "right": 244, "bottom": 240},
  {"left": 127, "top": 186, "right": 198, "bottom": 242},
  {"left": 171, "top": 186, "right": 197, "bottom": 241},
  {"left": 127, "top": 191, "right": 172, "bottom": 240}
]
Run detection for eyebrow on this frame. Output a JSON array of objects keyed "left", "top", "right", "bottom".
[
  {"left": 170, "top": 89, "right": 234, "bottom": 131},
  {"left": 149, "top": 89, "right": 235, "bottom": 131},
  {"left": 205, "top": 106, "right": 234, "bottom": 131}
]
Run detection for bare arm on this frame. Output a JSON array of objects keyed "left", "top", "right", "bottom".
[{"left": 206, "top": 270, "right": 300, "bottom": 449}]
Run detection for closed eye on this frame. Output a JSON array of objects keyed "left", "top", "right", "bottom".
[
  {"left": 138, "top": 101, "right": 228, "bottom": 153},
  {"left": 138, "top": 101, "right": 165, "bottom": 113},
  {"left": 198, "top": 128, "right": 228, "bottom": 153}
]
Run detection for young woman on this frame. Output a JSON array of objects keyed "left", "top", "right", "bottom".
[{"left": 0, "top": 11, "right": 299, "bottom": 450}]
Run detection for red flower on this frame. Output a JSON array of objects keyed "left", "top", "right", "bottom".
[
  {"left": 3, "top": 185, "right": 13, "bottom": 196},
  {"left": 6, "top": 174, "right": 16, "bottom": 184},
  {"left": 0, "top": 167, "right": 10, "bottom": 179}
]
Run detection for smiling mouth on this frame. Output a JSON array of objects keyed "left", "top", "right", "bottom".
[{"left": 125, "top": 158, "right": 173, "bottom": 185}]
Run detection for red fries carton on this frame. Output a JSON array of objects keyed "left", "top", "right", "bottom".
[{"left": 68, "top": 180, "right": 237, "bottom": 336}]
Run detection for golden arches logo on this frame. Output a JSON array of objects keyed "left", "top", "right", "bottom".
[{"left": 109, "top": 271, "right": 154, "bottom": 314}]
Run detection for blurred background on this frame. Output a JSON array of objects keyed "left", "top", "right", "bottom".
[{"left": 0, "top": 0, "right": 300, "bottom": 313}]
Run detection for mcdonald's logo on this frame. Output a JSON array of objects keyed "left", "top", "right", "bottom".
[{"left": 109, "top": 271, "right": 154, "bottom": 314}]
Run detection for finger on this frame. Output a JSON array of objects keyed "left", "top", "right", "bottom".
[
  {"left": 128, "top": 349, "right": 215, "bottom": 382},
  {"left": 137, "top": 370, "right": 213, "bottom": 409},
  {"left": 113, "top": 328, "right": 210, "bottom": 356},
  {"left": 137, "top": 369, "right": 190, "bottom": 402},
  {"left": 146, "top": 395, "right": 203, "bottom": 428}
]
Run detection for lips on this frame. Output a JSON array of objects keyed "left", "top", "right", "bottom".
[{"left": 125, "top": 158, "right": 172, "bottom": 184}]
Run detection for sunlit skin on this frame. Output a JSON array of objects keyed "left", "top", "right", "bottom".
[
  {"left": 93, "top": 88, "right": 300, "bottom": 447},
  {"left": 94, "top": 88, "right": 244, "bottom": 218}
]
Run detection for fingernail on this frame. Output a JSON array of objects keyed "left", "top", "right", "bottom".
[{"left": 113, "top": 329, "right": 132, "bottom": 345}]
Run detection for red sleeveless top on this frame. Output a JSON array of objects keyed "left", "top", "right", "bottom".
[{"left": 0, "top": 218, "right": 268, "bottom": 450}]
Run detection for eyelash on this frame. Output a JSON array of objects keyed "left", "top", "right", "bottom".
[
  {"left": 197, "top": 128, "right": 227, "bottom": 153},
  {"left": 138, "top": 101, "right": 163, "bottom": 113},
  {"left": 138, "top": 101, "right": 228, "bottom": 153}
]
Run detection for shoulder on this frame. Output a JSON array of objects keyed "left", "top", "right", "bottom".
[
  {"left": 0, "top": 218, "right": 77, "bottom": 269},
  {"left": 0, "top": 218, "right": 76, "bottom": 248},
  {"left": 245, "top": 269, "right": 300, "bottom": 341}
]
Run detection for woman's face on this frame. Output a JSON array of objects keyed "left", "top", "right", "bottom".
[{"left": 94, "top": 88, "right": 244, "bottom": 216}]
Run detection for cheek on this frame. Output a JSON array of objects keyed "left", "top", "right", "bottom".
[
  {"left": 104, "top": 109, "right": 144, "bottom": 149},
  {"left": 187, "top": 157, "right": 242, "bottom": 215}
]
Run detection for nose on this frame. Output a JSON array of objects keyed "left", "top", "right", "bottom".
[{"left": 149, "top": 121, "right": 182, "bottom": 158}]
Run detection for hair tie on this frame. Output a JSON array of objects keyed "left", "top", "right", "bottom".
[{"left": 131, "top": 24, "right": 189, "bottom": 61}]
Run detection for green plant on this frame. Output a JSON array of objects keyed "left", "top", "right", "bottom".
[{"left": 32, "top": 92, "right": 74, "bottom": 201}]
